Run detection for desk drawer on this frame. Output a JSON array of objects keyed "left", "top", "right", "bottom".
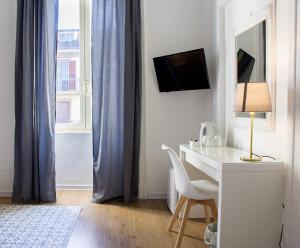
[{"left": 185, "top": 153, "right": 220, "bottom": 182}]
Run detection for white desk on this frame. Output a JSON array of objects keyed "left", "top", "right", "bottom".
[{"left": 180, "top": 145, "right": 284, "bottom": 248}]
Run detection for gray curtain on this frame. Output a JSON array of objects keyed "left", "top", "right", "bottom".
[
  {"left": 92, "top": 0, "right": 141, "bottom": 203},
  {"left": 13, "top": 0, "right": 58, "bottom": 203}
]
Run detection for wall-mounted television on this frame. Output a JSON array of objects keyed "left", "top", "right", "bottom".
[{"left": 153, "top": 48, "right": 210, "bottom": 92}]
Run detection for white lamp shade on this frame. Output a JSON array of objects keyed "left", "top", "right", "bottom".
[{"left": 235, "top": 82, "right": 272, "bottom": 112}]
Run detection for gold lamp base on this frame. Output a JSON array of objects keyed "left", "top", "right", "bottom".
[
  {"left": 239, "top": 112, "right": 262, "bottom": 162},
  {"left": 240, "top": 156, "right": 262, "bottom": 162}
]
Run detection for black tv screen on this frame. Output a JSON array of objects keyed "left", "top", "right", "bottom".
[
  {"left": 237, "top": 49, "right": 255, "bottom": 83},
  {"left": 153, "top": 49, "right": 210, "bottom": 92}
]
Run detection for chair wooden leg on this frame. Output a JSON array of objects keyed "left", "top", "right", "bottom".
[
  {"left": 167, "top": 195, "right": 186, "bottom": 231},
  {"left": 203, "top": 204, "right": 211, "bottom": 224},
  {"left": 208, "top": 199, "right": 218, "bottom": 222},
  {"left": 175, "top": 199, "right": 192, "bottom": 248}
]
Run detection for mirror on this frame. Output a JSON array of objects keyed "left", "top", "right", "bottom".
[{"left": 236, "top": 20, "right": 267, "bottom": 118}]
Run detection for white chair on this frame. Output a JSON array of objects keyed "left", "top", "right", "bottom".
[{"left": 161, "top": 144, "right": 218, "bottom": 248}]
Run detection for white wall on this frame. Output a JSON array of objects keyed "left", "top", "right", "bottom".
[
  {"left": 55, "top": 134, "right": 93, "bottom": 189},
  {"left": 141, "top": 0, "right": 216, "bottom": 198},
  {"left": 0, "top": 0, "right": 16, "bottom": 196},
  {"left": 216, "top": 0, "right": 297, "bottom": 247}
]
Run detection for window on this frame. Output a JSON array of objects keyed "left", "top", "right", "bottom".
[
  {"left": 56, "top": 0, "right": 91, "bottom": 132},
  {"left": 56, "top": 100, "right": 71, "bottom": 123}
]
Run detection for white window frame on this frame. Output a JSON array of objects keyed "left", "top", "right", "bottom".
[{"left": 56, "top": 0, "right": 91, "bottom": 133}]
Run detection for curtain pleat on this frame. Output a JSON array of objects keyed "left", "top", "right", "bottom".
[
  {"left": 123, "top": 0, "right": 142, "bottom": 202},
  {"left": 92, "top": 0, "right": 142, "bottom": 203},
  {"left": 13, "top": 0, "right": 58, "bottom": 203}
]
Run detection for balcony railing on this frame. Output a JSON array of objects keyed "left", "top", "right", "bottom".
[
  {"left": 58, "top": 40, "right": 80, "bottom": 50},
  {"left": 57, "top": 29, "right": 80, "bottom": 50},
  {"left": 57, "top": 78, "right": 79, "bottom": 92}
]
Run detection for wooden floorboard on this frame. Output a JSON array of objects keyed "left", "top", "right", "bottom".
[{"left": 0, "top": 191, "right": 208, "bottom": 248}]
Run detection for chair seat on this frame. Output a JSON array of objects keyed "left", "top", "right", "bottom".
[{"left": 190, "top": 180, "right": 218, "bottom": 200}]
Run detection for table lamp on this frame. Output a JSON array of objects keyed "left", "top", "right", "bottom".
[{"left": 235, "top": 82, "right": 272, "bottom": 161}]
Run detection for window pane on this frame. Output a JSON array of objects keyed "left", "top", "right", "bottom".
[
  {"left": 56, "top": 0, "right": 81, "bottom": 125},
  {"left": 57, "top": 61, "right": 69, "bottom": 91},
  {"left": 56, "top": 101, "right": 71, "bottom": 123},
  {"left": 56, "top": 97, "right": 81, "bottom": 124}
]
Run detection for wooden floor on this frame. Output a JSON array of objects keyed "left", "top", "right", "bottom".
[{"left": 0, "top": 191, "right": 208, "bottom": 248}]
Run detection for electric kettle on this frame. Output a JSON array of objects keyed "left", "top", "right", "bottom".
[{"left": 199, "top": 122, "right": 220, "bottom": 147}]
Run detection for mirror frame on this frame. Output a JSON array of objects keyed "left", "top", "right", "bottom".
[{"left": 232, "top": 3, "right": 276, "bottom": 130}]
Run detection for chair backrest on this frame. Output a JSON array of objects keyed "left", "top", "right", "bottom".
[{"left": 161, "top": 144, "right": 195, "bottom": 197}]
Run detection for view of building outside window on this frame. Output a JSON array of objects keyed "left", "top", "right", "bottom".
[{"left": 56, "top": 0, "right": 81, "bottom": 124}]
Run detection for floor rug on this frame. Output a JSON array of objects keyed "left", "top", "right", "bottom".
[{"left": 0, "top": 204, "right": 81, "bottom": 248}]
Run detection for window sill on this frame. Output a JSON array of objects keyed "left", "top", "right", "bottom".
[{"left": 55, "top": 129, "right": 92, "bottom": 134}]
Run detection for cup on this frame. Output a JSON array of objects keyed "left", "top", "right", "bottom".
[{"left": 189, "top": 139, "right": 199, "bottom": 149}]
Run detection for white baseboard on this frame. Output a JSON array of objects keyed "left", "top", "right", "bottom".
[
  {"left": 138, "top": 183, "right": 148, "bottom": 199},
  {"left": 0, "top": 185, "right": 93, "bottom": 197},
  {"left": 0, "top": 191, "right": 12, "bottom": 197},
  {"left": 56, "top": 184, "right": 93, "bottom": 190},
  {"left": 1, "top": 187, "right": 166, "bottom": 198},
  {"left": 147, "top": 192, "right": 167, "bottom": 199}
]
